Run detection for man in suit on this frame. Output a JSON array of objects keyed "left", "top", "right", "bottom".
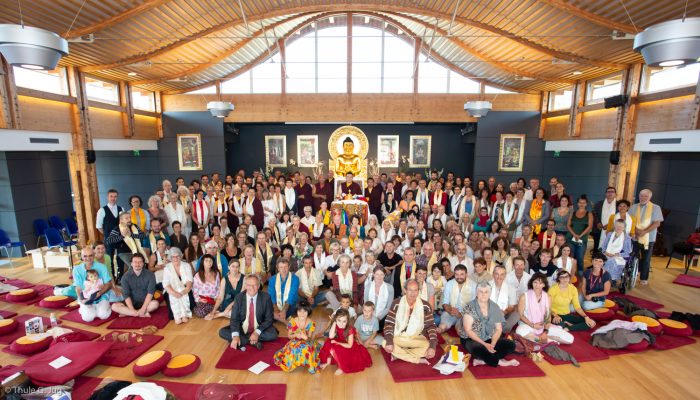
[{"left": 218, "top": 274, "right": 278, "bottom": 350}]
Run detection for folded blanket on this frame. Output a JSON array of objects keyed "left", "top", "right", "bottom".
[{"left": 542, "top": 346, "right": 579, "bottom": 367}]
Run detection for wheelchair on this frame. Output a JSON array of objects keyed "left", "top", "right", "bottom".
[{"left": 618, "top": 248, "right": 640, "bottom": 294}]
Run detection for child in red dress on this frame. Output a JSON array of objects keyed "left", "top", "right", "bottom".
[{"left": 319, "top": 309, "right": 372, "bottom": 375}]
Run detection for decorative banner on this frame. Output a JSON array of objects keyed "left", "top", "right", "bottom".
[
  {"left": 409, "top": 135, "right": 431, "bottom": 168},
  {"left": 377, "top": 135, "right": 399, "bottom": 168},
  {"left": 498, "top": 133, "right": 526, "bottom": 172},
  {"left": 297, "top": 135, "right": 318, "bottom": 167},
  {"left": 177, "top": 133, "right": 202, "bottom": 171},
  {"left": 265, "top": 135, "right": 287, "bottom": 168}
]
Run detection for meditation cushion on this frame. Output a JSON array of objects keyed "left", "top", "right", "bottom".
[
  {"left": 162, "top": 354, "right": 201, "bottom": 377},
  {"left": 5, "top": 288, "right": 36, "bottom": 302},
  {"left": 631, "top": 316, "right": 662, "bottom": 335},
  {"left": 659, "top": 318, "right": 693, "bottom": 336},
  {"left": 154, "top": 291, "right": 163, "bottom": 302},
  {"left": 39, "top": 295, "right": 73, "bottom": 309},
  {"left": 0, "top": 318, "right": 17, "bottom": 335},
  {"left": 624, "top": 340, "right": 649, "bottom": 351},
  {"left": 133, "top": 350, "right": 171, "bottom": 377},
  {"left": 51, "top": 331, "right": 91, "bottom": 346},
  {"left": 603, "top": 299, "right": 619, "bottom": 312},
  {"left": 586, "top": 307, "right": 615, "bottom": 321},
  {"left": 10, "top": 335, "right": 52, "bottom": 355}
]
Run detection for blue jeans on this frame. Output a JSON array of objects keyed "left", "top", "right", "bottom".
[
  {"left": 570, "top": 240, "right": 586, "bottom": 275},
  {"left": 634, "top": 241, "right": 654, "bottom": 281}
]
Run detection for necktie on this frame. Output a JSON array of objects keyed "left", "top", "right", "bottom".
[
  {"left": 247, "top": 298, "right": 255, "bottom": 335},
  {"left": 406, "top": 263, "right": 412, "bottom": 277}
]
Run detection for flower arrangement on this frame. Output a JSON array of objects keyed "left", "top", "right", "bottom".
[
  {"left": 425, "top": 168, "right": 444, "bottom": 178},
  {"left": 367, "top": 158, "right": 379, "bottom": 177},
  {"left": 312, "top": 160, "right": 326, "bottom": 180}
]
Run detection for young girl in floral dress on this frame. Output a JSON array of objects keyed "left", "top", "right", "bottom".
[{"left": 273, "top": 299, "right": 321, "bottom": 373}]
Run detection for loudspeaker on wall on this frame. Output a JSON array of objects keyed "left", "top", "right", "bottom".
[
  {"left": 86, "top": 149, "right": 96, "bottom": 164},
  {"left": 609, "top": 150, "right": 620, "bottom": 165}
]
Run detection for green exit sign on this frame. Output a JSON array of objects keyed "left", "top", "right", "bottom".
[
  {"left": 554, "top": 151, "right": 561, "bottom": 157},
  {"left": 133, "top": 150, "right": 140, "bottom": 156}
]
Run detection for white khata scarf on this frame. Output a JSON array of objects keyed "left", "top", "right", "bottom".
[
  {"left": 394, "top": 296, "right": 425, "bottom": 337},
  {"left": 337, "top": 269, "right": 354, "bottom": 295},
  {"left": 450, "top": 281, "right": 472, "bottom": 309},
  {"left": 298, "top": 268, "right": 320, "bottom": 296},
  {"left": 275, "top": 273, "right": 293, "bottom": 309},
  {"left": 124, "top": 225, "right": 148, "bottom": 258}
]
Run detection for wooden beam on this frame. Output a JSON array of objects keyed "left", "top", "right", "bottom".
[
  {"left": 537, "top": 0, "right": 637, "bottom": 34},
  {"left": 568, "top": 81, "right": 585, "bottom": 137},
  {"left": 636, "top": 86, "right": 696, "bottom": 103},
  {"left": 609, "top": 64, "right": 642, "bottom": 200},
  {"left": 542, "top": 109, "right": 570, "bottom": 118},
  {"left": 413, "top": 38, "right": 421, "bottom": 94},
  {"left": 88, "top": 100, "right": 125, "bottom": 113},
  {"left": 133, "top": 109, "right": 160, "bottom": 118},
  {"left": 155, "top": 91, "right": 164, "bottom": 139},
  {"left": 65, "top": 0, "right": 170, "bottom": 39},
  {"left": 0, "top": 59, "right": 22, "bottom": 129},
  {"left": 66, "top": 66, "right": 98, "bottom": 246},
  {"left": 578, "top": 102, "right": 606, "bottom": 113},
  {"left": 15, "top": 87, "right": 76, "bottom": 104},
  {"left": 539, "top": 91, "right": 549, "bottom": 139},
  {"left": 81, "top": 4, "right": 623, "bottom": 74},
  {"left": 690, "top": 69, "right": 700, "bottom": 129},
  {"left": 119, "top": 81, "right": 135, "bottom": 137},
  {"left": 279, "top": 38, "right": 287, "bottom": 95},
  {"left": 347, "top": 13, "right": 352, "bottom": 95}
]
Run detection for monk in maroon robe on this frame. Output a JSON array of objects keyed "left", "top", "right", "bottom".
[
  {"left": 365, "top": 177, "right": 383, "bottom": 217},
  {"left": 340, "top": 172, "right": 362, "bottom": 197},
  {"left": 295, "top": 176, "right": 313, "bottom": 214},
  {"left": 312, "top": 174, "right": 333, "bottom": 213}
]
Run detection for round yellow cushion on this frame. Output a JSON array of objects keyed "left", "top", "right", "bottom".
[
  {"left": 162, "top": 354, "right": 201, "bottom": 377},
  {"left": 631, "top": 315, "right": 662, "bottom": 334},
  {"left": 0, "top": 318, "right": 17, "bottom": 335},
  {"left": 587, "top": 308, "right": 614, "bottom": 321},
  {"left": 39, "top": 295, "right": 73, "bottom": 309},
  {"left": 10, "top": 335, "right": 52, "bottom": 355},
  {"left": 6, "top": 288, "right": 36, "bottom": 302},
  {"left": 133, "top": 350, "right": 171, "bottom": 377},
  {"left": 659, "top": 318, "right": 693, "bottom": 336},
  {"left": 154, "top": 291, "right": 163, "bottom": 301},
  {"left": 604, "top": 299, "right": 616, "bottom": 308}
]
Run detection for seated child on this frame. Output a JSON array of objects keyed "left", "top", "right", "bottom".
[
  {"left": 354, "top": 301, "right": 383, "bottom": 349},
  {"left": 82, "top": 269, "right": 104, "bottom": 305},
  {"left": 320, "top": 308, "right": 373, "bottom": 375}
]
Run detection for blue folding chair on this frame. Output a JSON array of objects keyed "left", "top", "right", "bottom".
[
  {"left": 64, "top": 218, "right": 79, "bottom": 240},
  {"left": 0, "top": 229, "right": 27, "bottom": 267},
  {"left": 45, "top": 228, "right": 77, "bottom": 270},
  {"left": 48, "top": 215, "right": 67, "bottom": 232},
  {"left": 33, "top": 219, "right": 49, "bottom": 248}
]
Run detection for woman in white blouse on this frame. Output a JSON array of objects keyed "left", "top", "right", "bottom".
[
  {"left": 164, "top": 193, "right": 187, "bottom": 236},
  {"left": 162, "top": 247, "right": 193, "bottom": 324},
  {"left": 363, "top": 266, "right": 394, "bottom": 325}
]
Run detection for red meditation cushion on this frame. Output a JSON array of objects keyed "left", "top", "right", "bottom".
[
  {"left": 154, "top": 291, "right": 163, "bottom": 302},
  {"left": 631, "top": 316, "right": 663, "bottom": 335},
  {"left": 5, "top": 288, "right": 37, "bottom": 302},
  {"left": 603, "top": 299, "right": 619, "bottom": 312},
  {"left": 133, "top": 350, "right": 172, "bottom": 377},
  {"left": 0, "top": 318, "right": 18, "bottom": 335},
  {"left": 10, "top": 335, "right": 52, "bottom": 355},
  {"left": 50, "top": 331, "right": 91, "bottom": 346},
  {"left": 624, "top": 339, "right": 649, "bottom": 351},
  {"left": 162, "top": 354, "right": 201, "bottom": 377},
  {"left": 659, "top": 319, "right": 693, "bottom": 336},
  {"left": 586, "top": 308, "right": 615, "bottom": 321},
  {"left": 39, "top": 295, "right": 73, "bottom": 309}
]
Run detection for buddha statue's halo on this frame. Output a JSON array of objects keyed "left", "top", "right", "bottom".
[{"left": 328, "top": 125, "right": 369, "bottom": 160}]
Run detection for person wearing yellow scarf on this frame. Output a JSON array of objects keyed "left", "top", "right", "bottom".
[
  {"left": 524, "top": 188, "right": 550, "bottom": 235},
  {"left": 630, "top": 189, "right": 663, "bottom": 285},
  {"left": 128, "top": 195, "right": 149, "bottom": 231}
]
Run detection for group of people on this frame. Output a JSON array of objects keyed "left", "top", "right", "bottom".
[{"left": 67, "top": 169, "right": 664, "bottom": 371}]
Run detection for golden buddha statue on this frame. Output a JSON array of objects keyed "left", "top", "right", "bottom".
[{"left": 334, "top": 137, "right": 362, "bottom": 177}]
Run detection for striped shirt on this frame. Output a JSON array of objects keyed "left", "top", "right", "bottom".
[{"left": 383, "top": 298, "right": 438, "bottom": 350}]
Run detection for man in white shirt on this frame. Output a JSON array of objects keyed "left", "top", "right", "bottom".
[
  {"left": 505, "top": 256, "right": 530, "bottom": 299},
  {"left": 438, "top": 265, "right": 476, "bottom": 333},
  {"left": 513, "top": 187, "right": 528, "bottom": 241},
  {"left": 593, "top": 186, "right": 618, "bottom": 253},
  {"left": 524, "top": 178, "right": 540, "bottom": 201},
  {"left": 427, "top": 205, "right": 448, "bottom": 229},
  {"left": 283, "top": 179, "right": 297, "bottom": 214},
  {"left": 415, "top": 179, "right": 430, "bottom": 211},
  {"left": 490, "top": 265, "right": 519, "bottom": 332},
  {"left": 400, "top": 227, "right": 417, "bottom": 253},
  {"left": 449, "top": 243, "right": 474, "bottom": 275}
]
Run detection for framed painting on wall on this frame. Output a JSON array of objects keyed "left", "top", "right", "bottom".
[
  {"left": 265, "top": 135, "right": 287, "bottom": 168},
  {"left": 297, "top": 135, "right": 318, "bottom": 167},
  {"left": 377, "top": 135, "right": 399, "bottom": 168},
  {"left": 498, "top": 133, "right": 526, "bottom": 172},
  {"left": 177, "top": 133, "right": 202, "bottom": 170},
  {"left": 409, "top": 135, "right": 431, "bottom": 168}
]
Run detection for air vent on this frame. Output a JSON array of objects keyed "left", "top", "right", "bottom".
[
  {"left": 29, "top": 137, "right": 59, "bottom": 144},
  {"left": 649, "top": 138, "right": 682, "bottom": 145}
]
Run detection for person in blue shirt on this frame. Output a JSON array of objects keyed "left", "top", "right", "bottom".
[
  {"left": 195, "top": 240, "right": 229, "bottom": 276},
  {"left": 73, "top": 247, "right": 115, "bottom": 322},
  {"left": 268, "top": 258, "right": 300, "bottom": 323}
]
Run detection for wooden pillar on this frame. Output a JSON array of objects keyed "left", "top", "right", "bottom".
[
  {"left": 539, "top": 91, "right": 548, "bottom": 139},
  {"left": 119, "top": 81, "right": 135, "bottom": 137},
  {"left": 413, "top": 38, "right": 421, "bottom": 94},
  {"left": 568, "top": 81, "right": 585, "bottom": 137},
  {"left": 67, "top": 66, "right": 99, "bottom": 246},
  {"left": 279, "top": 38, "right": 286, "bottom": 95},
  {"left": 689, "top": 69, "right": 700, "bottom": 129},
  {"left": 0, "top": 59, "right": 22, "bottom": 129},
  {"left": 347, "top": 12, "right": 353, "bottom": 105},
  {"left": 609, "top": 64, "right": 642, "bottom": 201},
  {"left": 155, "top": 90, "right": 164, "bottom": 139}
]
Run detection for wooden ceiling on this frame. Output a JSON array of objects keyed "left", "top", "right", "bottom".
[{"left": 0, "top": 0, "right": 697, "bottom": 94}]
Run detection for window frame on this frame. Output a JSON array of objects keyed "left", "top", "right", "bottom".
[{"left": 585, "top": 72, "right": 623, "bottom": 105}]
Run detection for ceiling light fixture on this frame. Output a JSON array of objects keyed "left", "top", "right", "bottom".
[
  {"left": 207, "top": 101, "right": 234, "bottom": 118},
  {"left": 572, "top": 71, "right": 583, "bottom": 75},
  {"left": 127, "top": 72, "right": 137, "bottom": 77},
  {"left": 464, "top": 101, "right": 492, "bottom": 118},
  {"left": 329, "top": 17, "right": 335, "bottom": 24},
  {"left": 364, "top": 16, "right": 370, "bottom": 24},
  {"left": 0, "top": 24, "right": 68, "bottom": 70},
  {"left": 634, "top": 17, "right": 700, "bottom": 67}
]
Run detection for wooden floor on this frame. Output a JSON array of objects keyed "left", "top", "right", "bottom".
[{"left": 1, "top": 255, "right": 700, "bottom": 399}]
